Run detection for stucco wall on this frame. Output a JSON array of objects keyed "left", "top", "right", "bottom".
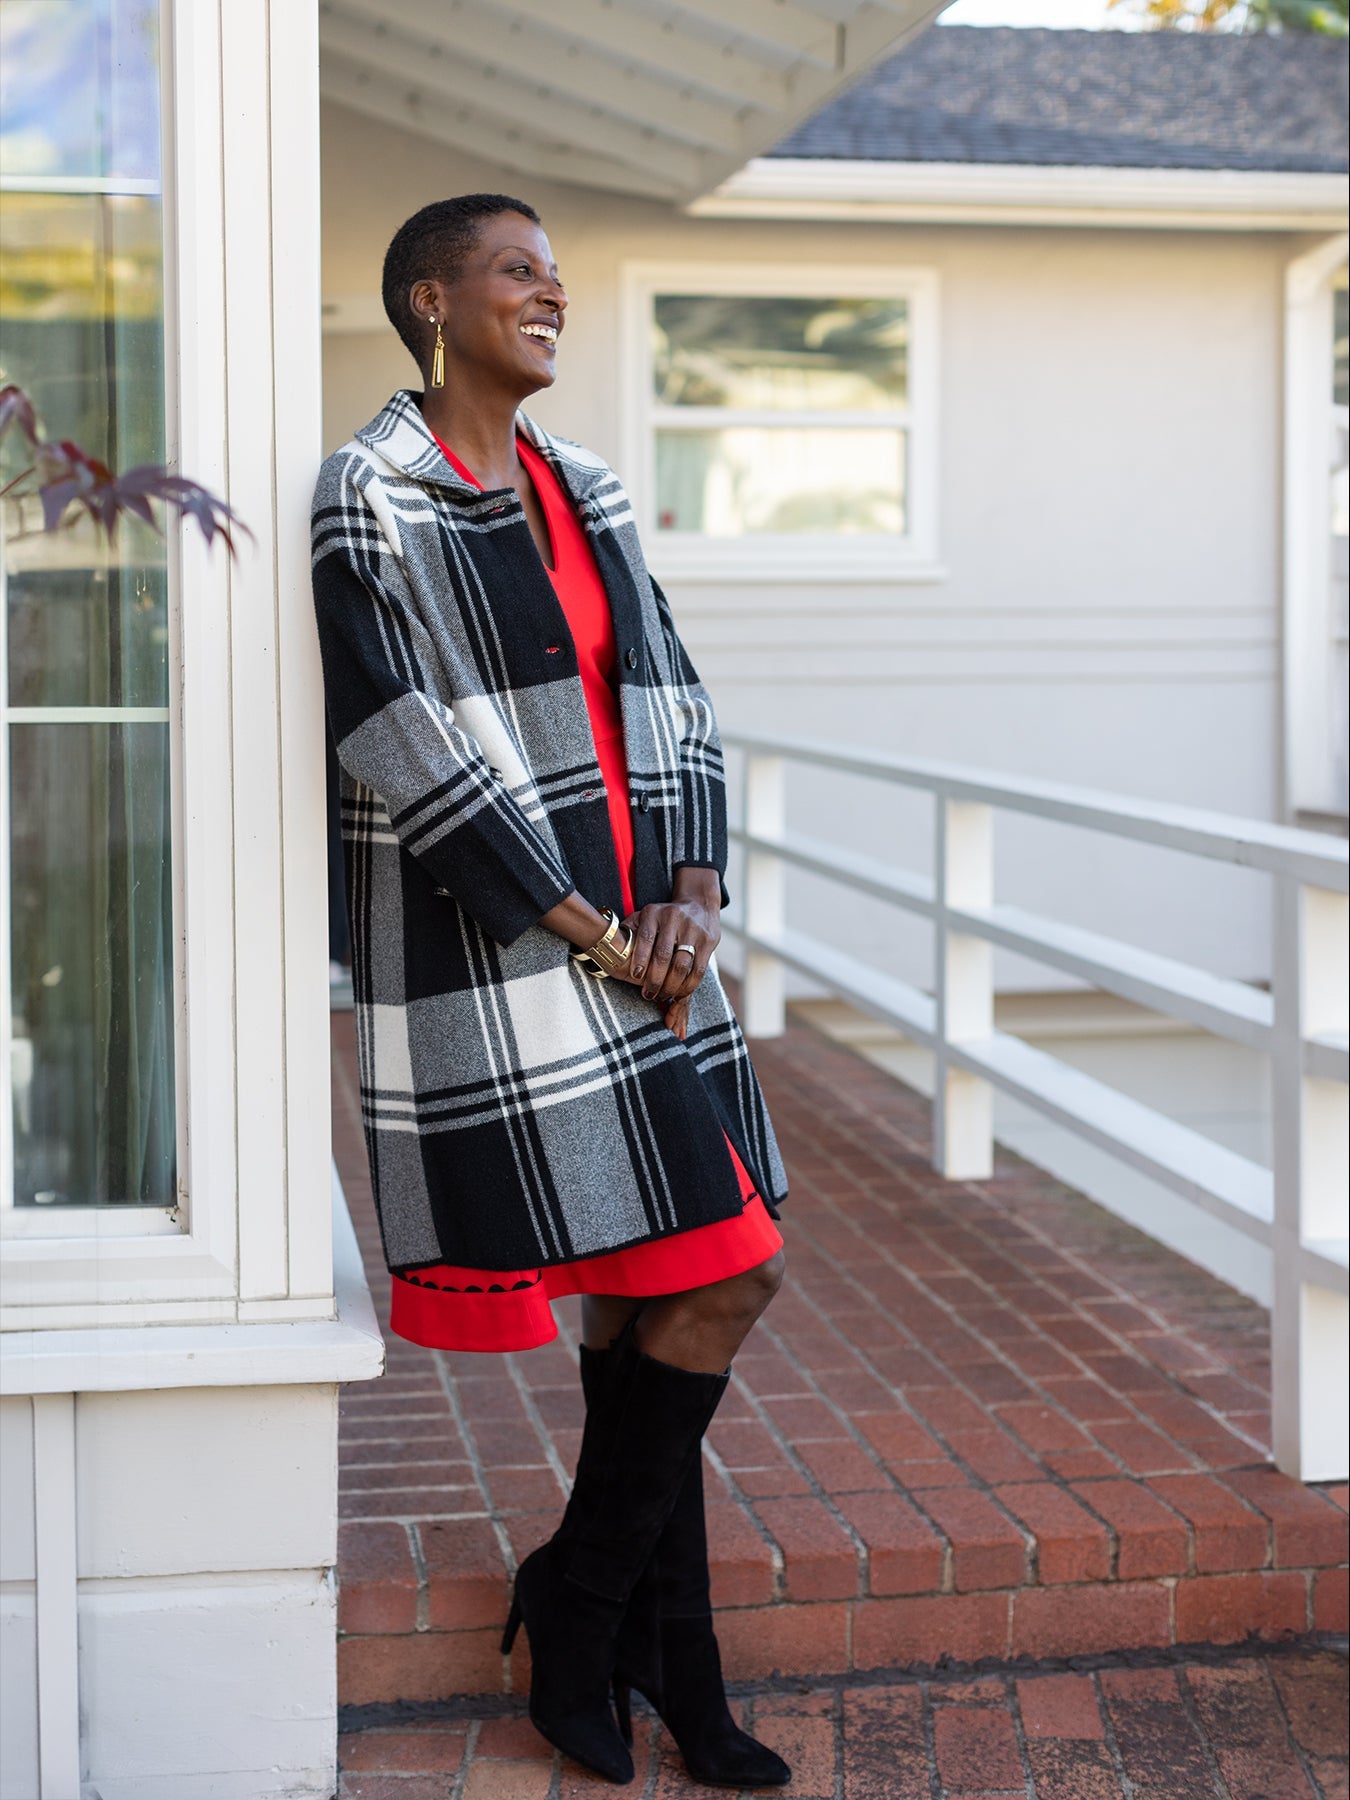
[{"left": 318, "top": 101, "right": 1288, "bottom": 994}]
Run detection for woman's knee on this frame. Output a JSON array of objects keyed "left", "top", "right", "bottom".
[
  {"left": 727, "top": 1249, "right": 786, "bottom": 1320},
  {"left": 581, "top": 1293, "right": 643, "bottom": 1348}
]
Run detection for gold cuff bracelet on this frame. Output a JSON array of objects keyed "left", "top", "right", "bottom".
[{"left": 570, "top": 909, "right": 634, "bottom": 980}]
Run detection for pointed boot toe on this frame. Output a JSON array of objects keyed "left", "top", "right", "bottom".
[{"left": 658, "top": 1615, "right": 792, "bottom": 1788}]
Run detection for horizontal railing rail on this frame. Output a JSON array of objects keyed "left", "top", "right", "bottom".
[
  {"left": 725, "top": 731, "right": 1350, "bottom": 888},
  {"left": 720, "top": 730, "right": 1349, "bottom": 1483}
]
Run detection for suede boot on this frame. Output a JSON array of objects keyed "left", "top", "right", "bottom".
[
  {"left": 580, "top": 1344, "right": 791, "bottom": 1789},
  {"left": 502, "top": 1323, "right": 728, "bottom": 1785}
]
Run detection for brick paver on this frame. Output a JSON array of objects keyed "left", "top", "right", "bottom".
[
  {"left": 337, "top": 1649, "right": 1347, "bottom": 1797},
  {"left": 331, "top": 1002, "right": 1348, "bottom": 1706}
]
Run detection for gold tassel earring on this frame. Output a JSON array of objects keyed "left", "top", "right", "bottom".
[{"left": 430, "top": 316, "right": 445, "bottom": 389}]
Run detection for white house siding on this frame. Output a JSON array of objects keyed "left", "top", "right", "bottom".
[
  {"left": 0, "top": 1385, "right": 342, "bottom": 1800},
  {"left": 321, "top": 103, "right": 1287, "bottom": 1002}
]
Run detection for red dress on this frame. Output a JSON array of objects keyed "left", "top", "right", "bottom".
[{"left": 387, "top": 431, "right": 783, "bottom": 1353}]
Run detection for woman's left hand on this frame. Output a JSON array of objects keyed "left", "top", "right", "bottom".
[{"left": 625, "top": 869, "right": 722, "bottom": 1009}]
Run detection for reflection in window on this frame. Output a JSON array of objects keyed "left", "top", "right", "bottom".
[
  {"left": 0, "top": 0, "right": 161, "bottom": 183},
  {"left": 650, "top": 292, "right": 911, "bottom": 540},
  {"left": 654, "top": 297, "right": 908, "bottom": 411},
  {"left": 1, "top": 0, "right": 174, "bottom": 1207},
  {"left": 656, "top": 429, "right": 905, "bottom": 537}
]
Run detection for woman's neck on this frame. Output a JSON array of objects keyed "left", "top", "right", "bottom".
[{"left": 418, "top": 383, "right": 523, "bottom": 490}]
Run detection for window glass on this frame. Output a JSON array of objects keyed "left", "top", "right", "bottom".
[
  {"left": 1, "top": 0, "right": 174, "bottom": 1209},
  {"left": 656, "top": 427, "right": 905, "bottom": 536},
  {"left": 653, "top": 296, "right": 908, "bottom": 411},
  {"left": 2, "top": 192, "right": 167, "bottom": 708},
  {"left": 650, "top": 291, "right": 912, "bottom": 542},
  {"left": 0, "top": 0, "right": 161, "bottom": 183},
  {"left": 9, "top": 722, "right": 174, "bottom": 1205}
]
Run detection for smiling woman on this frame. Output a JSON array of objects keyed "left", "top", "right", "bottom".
[{"left": 311, "top": 193, "right": 791, "bottom": 1791}]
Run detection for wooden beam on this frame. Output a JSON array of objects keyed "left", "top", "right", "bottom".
[
  {"left": 486, "top": 0, "right": 797, "bottom": 106},
  {"left": 320, "top": 59, "right": 684, "bottom": 200},
  {"left": 321, "top": 12, "right": 704, "bottom": 188},
  {"left": 666, "top": 0, "right": 839, "bottom": 65},
  {"left": 328, "top": 0, "right": 751, "bottom": 150}
]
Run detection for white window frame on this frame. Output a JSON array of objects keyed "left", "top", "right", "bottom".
[
  {"left": 619, "top": 260, "right": 942, "bottom": 585},
  {"left": 0, "top": 0, "right": 331, "bottom": 1332}
]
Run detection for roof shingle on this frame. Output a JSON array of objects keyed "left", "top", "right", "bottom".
[{"left": 770, "top": 26, "right": 1348, "bottom": 173}]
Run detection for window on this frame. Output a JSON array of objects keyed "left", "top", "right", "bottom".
[
  {"left": 622, "top": 264, "right": 939, "bottom": 581},
  {"left": 1, "top": 0, "right": 176, "bottom": 1215}
]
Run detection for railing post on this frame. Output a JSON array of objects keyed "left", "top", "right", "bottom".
[
  {"left": 1272, "top": 876, "right": 1350, "bottom": 1481},
  {"left": 933, "top": 797, "right": 994, "bottom": 1180},
  {"left": 742, "top": 752, "right": 786, "bottom": 1038}
]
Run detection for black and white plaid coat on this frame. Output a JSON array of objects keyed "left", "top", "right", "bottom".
[{"left": 311, "top": 391, "right": 786, "bottom": 1274}]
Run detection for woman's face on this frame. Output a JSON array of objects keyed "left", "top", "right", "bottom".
[{"left": 412, "top": 212, "right": 566, "bottom": 399}]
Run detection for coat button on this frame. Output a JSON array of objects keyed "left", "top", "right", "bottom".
[
  {"left": 638, "top": 793, "right": 651, "bottom": 814},
  {"left": 625, "top": 647, "right": 638, "bottom": 670}
]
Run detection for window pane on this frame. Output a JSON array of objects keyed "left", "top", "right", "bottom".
[
  {"left": 655, "top": 427, "right": 905, "bottom": 536},
  {"left": 2, "top": 1, "right": 173, "bottom": 1209},
  {"left": 9, "top": 722, "right": 175, "bottom": 1206},
  {"left": 4, "top": 531, "right": 168, "bottom": 711},
  {"left": 1, "top": 192, "right": 167, "bottom": 707},
  {"left": 0, "top": 0, "right": 161, "bottom": 183},
  {"left": 653, "top": 296, "right": 908, "bottom": 410}
]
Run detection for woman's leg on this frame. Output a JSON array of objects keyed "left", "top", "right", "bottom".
[
  {"left": 581, "top": 1249, "right": 786, "bottom": 1370},
  {"left": 573, "top": 1254, "right": 791, "bottom": 1787}
]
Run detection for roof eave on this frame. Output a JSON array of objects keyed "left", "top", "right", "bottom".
[{"left": 687, "top": 157, "right": 1350, "bottom": 231}]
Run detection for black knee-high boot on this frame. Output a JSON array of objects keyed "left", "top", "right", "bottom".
[
  {"left": 580, "top": 1346, "right": 791, "bottom": 1789},
  {"left": 501, "top": 1323, "right": 728, "bottom": 1784}
]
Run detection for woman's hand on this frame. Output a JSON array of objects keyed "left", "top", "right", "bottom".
[{"left": 625, "top": 867, "right": 722, "bottom": 1008}]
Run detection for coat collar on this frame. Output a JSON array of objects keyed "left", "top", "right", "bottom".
[{"left": 356, "top": 389, "right": 615, "bottom": 510}]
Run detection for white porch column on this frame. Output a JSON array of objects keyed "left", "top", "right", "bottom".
[
  {"left": 933, "top": 797, "right": 994, "bottom": 1181},
  {"left": 1, "top": 4, "right": 385, "bottom": 1797},
  {"left": 1272, "top": 875, "right": 1350, "bottom": 1481},
  {"left": 742, "top": 752, "right": 787, "bottom": 1038}
]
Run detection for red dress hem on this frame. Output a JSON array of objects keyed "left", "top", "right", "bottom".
[{"left": 390, "top": 1191, "right": 783, "bottom": 1352}]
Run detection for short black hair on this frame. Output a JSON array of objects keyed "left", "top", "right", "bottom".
[{"left": 381, "top": 193, "right": 542, "bottom": 364}]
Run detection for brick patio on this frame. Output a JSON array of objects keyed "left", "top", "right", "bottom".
[
  {"left": 338, "top": 1647, "right": 1346, "bottom": 1798},
  {"left": 331, "top": 1003, "right": 1348, "bottom": 1719}
]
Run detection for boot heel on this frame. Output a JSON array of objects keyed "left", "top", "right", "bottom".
[
  {"left": 613, "top": 1677, "right": 633, "bottom": 1745},
  {"left": 500, "top": 1593, "right": 522, "bottom": 1654}
]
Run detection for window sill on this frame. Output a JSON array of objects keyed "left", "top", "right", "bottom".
[
  {"left": 0, "top": 1204, "right": 181, "bottom": 1241},
  {"left": 0, "top": 1168, "right": 384, "bottom": 1393}
]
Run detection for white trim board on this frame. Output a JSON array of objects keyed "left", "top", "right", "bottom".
[
  {"left": 0, "top": 1168, "right": 384, "bottom": 1396},
  {"left": 689, "top": 159, "right": 1350, "bottom": 232}
]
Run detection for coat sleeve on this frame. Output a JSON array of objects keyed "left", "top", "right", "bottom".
[
  {"left": 312, "top": 473, "right": 575, "bottom": 948},
  {"left": 649, "top": 577, "right": 730, "bottom": 900}
]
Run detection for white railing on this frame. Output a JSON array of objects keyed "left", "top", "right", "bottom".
[{"left": 722, "top": 731, "right": 1350, "bottom": 1483}]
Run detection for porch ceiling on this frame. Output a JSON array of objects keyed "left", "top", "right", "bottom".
[{"left": 317, "top": 0, "right": 945, "bottom": 204}]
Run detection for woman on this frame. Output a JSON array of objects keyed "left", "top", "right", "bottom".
[{"left": 312, "top": 194, "right": 790, "bottom": 1790}]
